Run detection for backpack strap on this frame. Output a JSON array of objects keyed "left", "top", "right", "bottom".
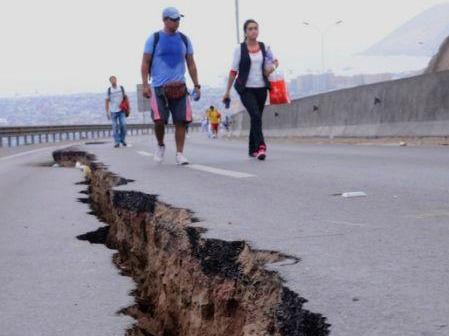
[
  {"left": 152, "top": 32, "right": 160, "bottom": 57},
  {"left": 149, "top": 32, "right": 160, "bottom": 72},
  {"left": 148, "top": 31, "right": 190, "bottom": 74},
  {"left": 107, "top": 87, "right": 111, "bottom": 99},
  {"left": 179, "top": 32, "right": 189, "bottom": 60},
  {"left": 120, "top": 85, "right": 126, "bottom": 98}
]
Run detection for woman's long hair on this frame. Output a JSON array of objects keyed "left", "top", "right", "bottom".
[{"left": 243, "top": 19, "right": 258, "bottom": 42}]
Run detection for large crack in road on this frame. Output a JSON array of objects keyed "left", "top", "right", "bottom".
[{"left": 53, "top": 147, "right": 330, "bottom": 336}]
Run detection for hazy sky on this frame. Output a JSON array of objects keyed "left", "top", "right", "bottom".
[{"left": 0, "top": 0, "right": 446, "bottom": 96}]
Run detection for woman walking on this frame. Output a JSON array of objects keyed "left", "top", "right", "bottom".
[{"left": 223, "top": 19, "right": 278, "bottom": 160}]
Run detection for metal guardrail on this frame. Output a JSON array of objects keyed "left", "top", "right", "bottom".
[{"left": 0, "top": 123, "right": 201, "bottom": 148}]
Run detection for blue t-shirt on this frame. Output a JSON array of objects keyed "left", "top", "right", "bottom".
[{"left": 144, "top": 31, "right": 194, "bottom": 87}]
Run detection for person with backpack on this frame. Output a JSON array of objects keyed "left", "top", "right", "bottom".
[
  {"left": 222, "top": 19, "right": 279, "bottom": 160},
  {"left": 141, "top": 7, "right": 201, "bottom": 165},
  {"left": 105, "top": 75, "right": 130, "bottom": 148}
]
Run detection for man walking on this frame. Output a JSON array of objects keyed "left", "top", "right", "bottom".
[
  {"left": 105, "top": 76, "right": 128, "bottom": 148},
  {"left": 141, "top": 7, "right": 201, "bottom": 165}
]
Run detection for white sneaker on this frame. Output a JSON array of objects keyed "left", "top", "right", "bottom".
[
  {"left": 154, "top": 145, "right": 165, "bottom": 163},
  {"left": 176, "top": 152, "right": 189, "bottom": 165}
]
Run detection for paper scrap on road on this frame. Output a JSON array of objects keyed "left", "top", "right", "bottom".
[{"left": 341, "top": 191, "right": 367, "bottom": 198}]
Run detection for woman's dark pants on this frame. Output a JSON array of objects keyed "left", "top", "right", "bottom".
[{"left": 239, "top": 88, "right": 268, "bottom": 155}]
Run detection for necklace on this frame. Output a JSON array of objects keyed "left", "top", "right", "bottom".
[{"left": 247, "top": 43, "right": 260, "bottom": 53}]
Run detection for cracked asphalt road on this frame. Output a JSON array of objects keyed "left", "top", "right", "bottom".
[{"left": 1, "top": 134, "right": 449, "bottom": 336}]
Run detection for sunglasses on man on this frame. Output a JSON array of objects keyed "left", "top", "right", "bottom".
[{"left": 165, "top": 17, "right": 181, "bottom": 22}]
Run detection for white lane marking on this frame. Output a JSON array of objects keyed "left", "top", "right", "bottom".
[
  {"left": 327, "top": 220, "right": 367, "bottom": 227},
  {"left": 0, "top": 148, "right": 52, "bottom": 161},
  {"left": 136, "top": 150, "right": 254, "bottom": 179},
  {"left": 411, "top": 210, "right": 449, "bottom": 220},
  {"left": 136, "top": 151, "right": 154, "bottom": 157},
  {"left": 0, "top": 143, "right": 81, "bottom": 162},
  {"left": 188, "top": 164, "right": 254, "bottom": 179}
]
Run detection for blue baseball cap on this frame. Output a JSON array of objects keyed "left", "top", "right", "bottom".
[{"left": 162, "top": 7, "right": 184, "bottom": 20}]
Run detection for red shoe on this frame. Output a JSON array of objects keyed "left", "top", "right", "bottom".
[{"left": 256, "top": 146, "right": 266, "bottom": 161}]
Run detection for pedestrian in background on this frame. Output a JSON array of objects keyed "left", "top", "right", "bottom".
[
  {"left": 206, "top": 105, "right": 221, "bottom": 138},
  {"left": 105, "top": 75, "right": 129, "bottom": 148}
]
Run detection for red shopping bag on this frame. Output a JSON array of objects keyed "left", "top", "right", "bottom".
[{"left": 269, "top": 70, "right": 290, "bottom": 105}]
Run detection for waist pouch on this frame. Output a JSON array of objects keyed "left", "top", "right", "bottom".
[{"left": 163, "top": 82, "right": 187, "bottom": 100}]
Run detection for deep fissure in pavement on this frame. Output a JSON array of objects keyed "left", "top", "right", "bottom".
[{"left": 53, "top": 147, "right": 330, "bottom": 336}]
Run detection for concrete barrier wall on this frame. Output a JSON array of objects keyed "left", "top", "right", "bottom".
[{"left": 232, "top": 70, "right": 449, "bottom": 137}]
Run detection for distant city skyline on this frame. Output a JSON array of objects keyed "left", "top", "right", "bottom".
[{"left": 0, "top": 0, "right": 447, "bottom": 97}]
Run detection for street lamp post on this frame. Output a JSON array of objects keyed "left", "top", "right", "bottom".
[
  {"left": 235, "top": 0, "right": 241, "bottom": 44},
  {"left": 302, "top": 20, "right": 343, "bottom": 73}
]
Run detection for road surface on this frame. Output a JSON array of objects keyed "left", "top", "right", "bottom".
[
  {"left": 0, "top": 143, "right": 134, "bottom": 336},
  {"left": 1, "top": 134, "right": 448, "bottom": 336}
]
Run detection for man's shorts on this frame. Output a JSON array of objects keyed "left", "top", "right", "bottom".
[
  {"left": 150, "top": 86, "right": 193, "bottom": 125},
  {"left": 211, "top": 123, "right": 219, "bottom": 131}
]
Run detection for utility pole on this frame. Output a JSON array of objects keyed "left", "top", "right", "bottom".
[
  {"left": 302, "top": 20, "right": 343, "bottom": 73},
  {"left": 235, "top": 0, "right": 240, "bottom": 44}
]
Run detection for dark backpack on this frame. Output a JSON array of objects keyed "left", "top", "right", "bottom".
[{"left": 149, "top": 31, "right": 189, "bottom": 71}]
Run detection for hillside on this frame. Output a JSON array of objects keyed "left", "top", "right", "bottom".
[
  {"left": 0, "top": 87, "right": 232, "bottom": 126},
  {"left": 364, "top": 3, "right": 449, "bottom": 57}
]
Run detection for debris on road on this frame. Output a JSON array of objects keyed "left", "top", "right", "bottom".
[
  {"left": 82, "top": 165, "right": 91, "bottom": 178},
  {"left": 341, "top": 192, "right": 367, "bottom": 198}
]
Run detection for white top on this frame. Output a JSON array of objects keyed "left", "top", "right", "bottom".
[
  {"left": 106, "top": 86, "right": 124, "bottom": 113},
  {"left": 231, "top": 45, "right": 276, "bottom": 88}
]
